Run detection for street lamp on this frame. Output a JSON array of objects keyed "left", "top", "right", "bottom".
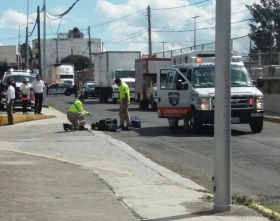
[
  {"left": 18, "top": 22, "right": 34, "bottom": 66},
  {"left": 192, "top": 16, "right": 199, "bottom": 50}
]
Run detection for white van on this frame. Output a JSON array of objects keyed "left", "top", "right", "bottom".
[{"left": 157, "top": 50, "right": 265, "bottom": 133}]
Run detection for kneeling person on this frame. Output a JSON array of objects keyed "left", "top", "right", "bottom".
[{"left": 65, "top": 95, "right": 91, "bottom": 131}]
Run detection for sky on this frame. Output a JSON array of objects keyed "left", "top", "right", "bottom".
[{"left": 0, "top": 0, "right": 259, "bottom": 56}]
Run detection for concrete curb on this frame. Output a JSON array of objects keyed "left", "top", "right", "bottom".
[
  {"left": 264, "top": 116, "right": 280, "bottom": 123},
  {"left": 0, "top": 114, "right": 55, "bottom": 126}
]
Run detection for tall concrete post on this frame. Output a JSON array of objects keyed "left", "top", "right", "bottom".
[{"left": 213, "top": 0, "right": 232, "bottom": 212}]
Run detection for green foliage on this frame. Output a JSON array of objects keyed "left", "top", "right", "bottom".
[
  {"left": 20, "top": 43, "right": 33, "bottom": 63},
  {"left": 60, "top": 55, "right": 90, "bottom": 71},
  {"left": 246, "top": 0, "right": 280, "bottom": 54}
]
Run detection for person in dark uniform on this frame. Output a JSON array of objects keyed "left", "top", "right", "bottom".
[
  {"left": 73, "top": 82, "right": 78, "bottom": 97},
  {"left": 6, "top": 76, "right": 16, "bottom": 113}
]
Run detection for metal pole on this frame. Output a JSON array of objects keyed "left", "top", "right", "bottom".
[
  {"left": 249, "top": 36, "right": 252, "bottom": 75},
  {"left": 258, "top": 50, "right": 262, "bottom": 67},
  {"left": 163, "top": 41, "right": 165, "bottom": 58},
  {"left": 192, "top": 16, "right": 199, "bottom": 50},
  {"left": 37, "top": 6, "right": 42, "bottom": 77},
  {"left": 43, "top": 0, "right": 48, "bottom": 107},
  {"left": 18, "top": 26, "right": 20, "bottom": 63},
  {"left": 148, "top": 6, "right": 152, "bottom": 58},
  {"left": 88, "top": 26, "right": 94, "bottom": 80},
  {"left": 102, "top": 42, "right": 104, "bottom": 52},
  {"left": 26, "top": 0, "right": 29, "bottom": 65},
  {"left": 56, "top": 34, "right": 59, "bottom": 63},
  {"left": 269, "top": 31, "right": 273, "bottom": 72},
  {"left": 214, "top": 0, "right": 232, "bottom": 212}
]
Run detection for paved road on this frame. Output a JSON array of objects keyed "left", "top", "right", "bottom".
[{"left": 47, "top": 94, "right": 280, "bottom": 207}]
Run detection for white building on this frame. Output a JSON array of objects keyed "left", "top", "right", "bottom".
[
  {"left": 0, "top": 46, "right": 18, "bottom": 64},
  {"left": 32, "top": 28, "right": 101, "bottom": 67}
]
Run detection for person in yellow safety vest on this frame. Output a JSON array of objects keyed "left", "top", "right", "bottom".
[
  {"left": 66, "top": 95, "right": 92, "bottom": 131},
  {"left": 115, "top": 78, "right": 132, "bottom": 129}
]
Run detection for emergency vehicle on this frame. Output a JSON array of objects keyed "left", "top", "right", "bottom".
[{"left": 157, "top": 50, "right": 265, "bottom": 133}]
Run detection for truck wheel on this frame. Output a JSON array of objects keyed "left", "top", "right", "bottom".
[
  {"left": 190, "top": 108, "right": 200, "bottom": 133},
  {"left": 113, "top": 98, "right": 118, "bottom": 104},
  {"left": 84, "top": 92, "right": 88, "bottom": 99},
  {"left": 183, "top": 117, "right": 190, "bottom": 132},
  {"left": 151, "top": 98, "right": 157, "bottom": 111},
  {"left": 99, "top": 90, "right": 103, "bottom": 102},
  {"left": 64, "top": 91, "right": 71, "bottom": 96},
  {"left": 250, "top": 121, "right": 263, "bottom": 133},
  {"left": 168, "top": 118, "right": 179, "bottom": 128},
  {"left": 140, "top": 101, "right": 149, "bottom": 110}
]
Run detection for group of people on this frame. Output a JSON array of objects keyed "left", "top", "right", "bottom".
[
  {"left": 1, "top": 75, "right": 45, "bottom": 125},
  {"left": 65, "top": 78, "right": 133, "bottom": 131}
]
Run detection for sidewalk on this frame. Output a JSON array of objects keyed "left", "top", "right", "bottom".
[
  {"left": 264, "top": 112, "right": 280, "bottom": 123},
  {"left": 0, "top": 107, "right": 270, "bottom": 221}
]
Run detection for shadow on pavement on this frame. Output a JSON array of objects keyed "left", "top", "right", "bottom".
[
  {"left": 133, "top": 125, "right": 252, "bottom": 138},
  {"left": 145, "top": 210, "right": 220, "bottom": 221}
]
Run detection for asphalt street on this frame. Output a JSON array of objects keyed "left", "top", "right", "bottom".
[{"left": 47, "top": 94, "right": 280, "bottom": 208}]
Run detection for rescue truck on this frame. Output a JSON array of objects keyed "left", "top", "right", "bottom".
[
  {"left": 135, "top": 58, "right": 172, "bottom": 111},
  {"left": 157, "top": 50, "right": 265, "bottom": 133}
]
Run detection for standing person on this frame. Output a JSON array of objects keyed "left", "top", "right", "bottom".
[
  {"left": 20, "top": 78, "right": 30, "bottom": 114},
  {"left": 73, "top": 82, "right": 78, "bottom": 97},
  {"left": 6, "top": 76, "right": 17, "bottom": 113},
  {"left": 65, "top": 95, "right": 92, "bottom": 131},
  {"left": 6, "top": 80, "right": 15, "bottom": 125},
  {"left": 31, "top": 75, "right": 45, "bottom": 114},
  {"left": 115, "top": 78, "right": 132, "bottom": 129}
]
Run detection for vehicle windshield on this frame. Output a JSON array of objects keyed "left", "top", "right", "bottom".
[
  {"left": 115, "top": 70, "right": 135, "bottom": 78},
  {"left": 192, "top": 66, "right": 253, "bottom": 88},
  {"left": 3, "top": 75, "right": 36, "bottom": 84},
  {"left": 88, "top": 84, "right": 94, "bottom": 88}
]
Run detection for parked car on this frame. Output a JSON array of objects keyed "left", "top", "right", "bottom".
[
  {"left": 83, "top": 83, "right": 97, "bottom": 99},
  {"left": 47, "top": 83, "right": 75, "bottom": 96}
]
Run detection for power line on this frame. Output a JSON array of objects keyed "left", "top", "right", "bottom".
[
  {"left": 152, "top": 18, "right": 253, "bottom": 33},
  {"left": 152, "top": 9, "right": 250, "bottom": 29},
  {"left": 47, "top": 0, "right": 80, "bottom": 20},
  {"left": 151, "top": 0, "right": 210, "bottom": 10},
  {"left": 84, "top": 9, "right": 145, "bottom": 31},
  {"left": 103, "top": 29, "right": 148, "bottom": 43}
]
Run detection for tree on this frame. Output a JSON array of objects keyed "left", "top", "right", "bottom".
[
  {"left": 246, "top": 0, "right": 280, "bottom": 65},
  {"left": 20, "top": 43, "right": 33, "bottom": 64},
  {"left": 60, "top": 55, "right": 90, "bottom": 71}
]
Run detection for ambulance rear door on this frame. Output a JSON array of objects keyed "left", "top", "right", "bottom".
[{"left": 157, "top": 68, "right": 191, "bottom": 119}]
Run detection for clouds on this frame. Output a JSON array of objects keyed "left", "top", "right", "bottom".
[
  {"left": 0, "top": 9, "right": 33, "bottom": 28},
  {"left": 96, "top": 0, "right": 259, "bottom": 54}
]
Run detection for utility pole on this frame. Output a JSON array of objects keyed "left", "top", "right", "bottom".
[
  {"left": 269, "top": 31, "right": 273, "bottom": 73},
  {"left": 43, "top": 0, "right": 48, "bottom": 107},
  {"left": 37, "top": 6, "right": 42, "bottom": 77},
  {"left": 147, "top": 6, "right": 152, "bottom": 58},
  {"left": 102, "top": 42, "right": 104, "bottom": 52},
  {"left": 26, "top": 0, "right": 29, "bottom": 65},
  {"left": 192, "top": 16, "right": 199, "bottom": 50},
  {"left": 214, "top": 0, "right": 231, "bottom": 212},
  {"left": 88, "top": 26, "right": 94, "bottom": 80},
  {"left": 249, "top": 35, "right": 252, "bottom": 75},
  {"left": 25, "top": 27, "right": 28, "bottom": 62},
  {"left": 56, "top": 34, "right": 59, "bottom": 63},
  {"left": 162, "top": 41, "right": 166, "bottom": 58}
]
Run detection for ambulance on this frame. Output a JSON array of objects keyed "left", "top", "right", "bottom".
[{"left": 157, "top": 50, "right": 265, "bottom": 133}]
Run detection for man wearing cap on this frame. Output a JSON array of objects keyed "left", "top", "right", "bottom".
[
  {"left": 65, "top": 95, "right": 92, "bottom": 131},
  {"left": 20, "top": 78, "right": 31, "bottom": 114},
  {"left": 31, "top": 75, "right": 45, "bottom": 114}
]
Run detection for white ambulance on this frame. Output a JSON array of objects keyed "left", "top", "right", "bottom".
[{"left": 157, "top": 50, "right": 265, "bottom": 133}]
